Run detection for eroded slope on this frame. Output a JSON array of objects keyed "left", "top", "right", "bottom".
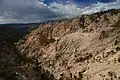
[
  {"left": 17, "top": 9, "right": 120, "bottom": 80},
  {"left": 0, "top": 27, "right": 56, "bottom": 80}
]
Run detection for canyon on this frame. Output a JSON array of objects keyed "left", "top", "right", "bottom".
[{"left": 1, "top": 9, "right": 120, "bottom": 80}]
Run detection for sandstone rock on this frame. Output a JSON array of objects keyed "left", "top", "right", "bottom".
[{"left": 3, "top": 9, "right": 120, "bottom": 80}]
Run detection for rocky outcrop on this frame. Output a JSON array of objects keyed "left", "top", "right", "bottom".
[
  {"left": 16, "top": 9, "right": 120, "bottom": 80},
  {"left": 0, "top": 9, "right": 118, "bottom": 80}
]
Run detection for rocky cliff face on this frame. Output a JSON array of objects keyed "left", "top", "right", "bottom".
[
  {"left": 16, "top": 9, "right": 120, "bottom": 80},
  {"left": 1, "top": 9, "right": 120, "bottom": 80}
]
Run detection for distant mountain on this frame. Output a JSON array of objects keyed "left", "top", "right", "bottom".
[{"left": 0, "top": 23, "right": 40, "bottom": 42}]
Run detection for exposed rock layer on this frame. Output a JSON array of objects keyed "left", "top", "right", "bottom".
[
  {"left": 1, "top": 9, "right": 120, "bottom": 80},
  {"left": 17, "top": 9, "right": 120, "bottom": 80}
]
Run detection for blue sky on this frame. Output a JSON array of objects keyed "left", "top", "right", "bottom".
[
  {"left": 44, "top": 0, "right": 115, "bottom": 4},
  {"left": 0, "top": 0, "right": 120, "bottom": 24}
]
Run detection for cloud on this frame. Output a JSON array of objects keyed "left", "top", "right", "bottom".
[
  {"left": 0, "top": 0, "right": 61, "bottom": 23},
  {"left": 82, "top": 0, "right": 120, "bottom": 14},
  {"left": 50, "top": 0, "right": 120, "bottom": 17},
  {"left": 50, "top": 2, "right": 80, "bottom": 18},
  {"left": 0, "top": 0, "right": 120, "bottom": 24}
]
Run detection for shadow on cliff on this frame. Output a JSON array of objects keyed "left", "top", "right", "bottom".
[{"left": 0, "top": 28, "right": 56, "bottom": 80}]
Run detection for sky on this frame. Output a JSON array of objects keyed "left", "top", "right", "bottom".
[{"left": 0, "top": 0, "right": 120, "bottom": 24}]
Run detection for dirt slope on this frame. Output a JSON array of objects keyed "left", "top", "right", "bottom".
[{"left": 17, "top": 9, "right": 120, "bottom": 80}]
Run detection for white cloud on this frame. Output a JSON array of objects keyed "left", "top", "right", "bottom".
[
  {"left": 0, "top": 0, "right": 120, "bottom": 24},
  {"left": 50, "top": 0, "right": 120, "bottom": 18},
  {"left": 82, "top": 1, "right": 120, "bottom": 14},
  {"left": 0, "top": 0, "right": 60, "bottom": 24},
  {"left": 50, "top": 2, "right": 81, "bottom": 18}
]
